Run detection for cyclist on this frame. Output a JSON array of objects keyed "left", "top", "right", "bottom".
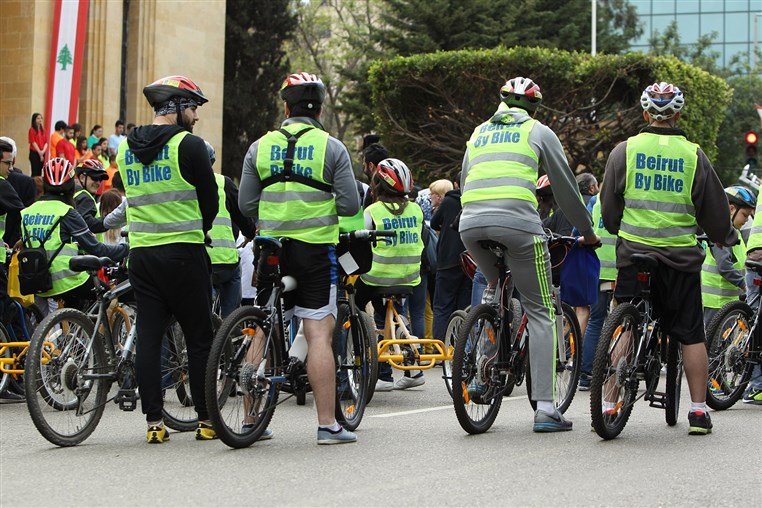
[
  {"left": 741, "top": 198, "right": 762, "bottom": 404},
  {"left": 74, "top": 158, "right": 109, "bottom": 236},
  {"left": 118, "top": 75, "right": 219, "bottom": 443},
  {"left": 353, "top": 158, "right": 425, "bottom": 390},
  {"left": 204, "top": 141, "right": 257, "bottom": 319},
  {"left": 239, "top": 72, "right": 360, "bottom": 444},
  {"left": 20, "top": 158, "right": 128, "bottom": 311},
  {"left": 700, "top": 186, "right": 755, "bottom": 326},
  {"left": 459, "top": 76, "right": 599, "bottom": 432},
  {"left": 600, "top": 81, "right": 738, "bottom": 435}
]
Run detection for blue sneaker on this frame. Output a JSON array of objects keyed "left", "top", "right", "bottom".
[
  {"left": 317, "top": 426, "right": 357, "bottom": 445},
  {"left": 533, "top": 408, "right": 573, "bottom": 432}
]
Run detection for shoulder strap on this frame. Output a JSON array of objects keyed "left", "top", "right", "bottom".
[
  {"left": 260, "top": 127, "right": 333, "bottom": 194},
  {"left": 22, "top": 213, "right": 66, "bottom": 266}
]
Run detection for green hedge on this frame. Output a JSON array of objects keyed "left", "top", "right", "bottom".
[{"left": 368, "top": 47, "right": 731, "bottom": 181}]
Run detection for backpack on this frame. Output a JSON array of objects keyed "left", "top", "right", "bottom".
[
  {"left": 17, "top": 216, "right": 65, "bottom": 295},
  {"left": 422, "top": 222, "right": 439, "bottom": 272}
]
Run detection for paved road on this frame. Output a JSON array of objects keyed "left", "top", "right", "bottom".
[{"left": 1, "top": 371, "right": 760, "bottom": 507}]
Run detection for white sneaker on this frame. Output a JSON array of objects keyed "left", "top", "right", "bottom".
[
  {"left": 394, "top": 375, "right": 425, "bottom": 390},
  {"left": 375, "top": 379, "right": 394, "bottom": 392},
  {"left": 481, "top": 285, "right": 497, "bottom": 304}
]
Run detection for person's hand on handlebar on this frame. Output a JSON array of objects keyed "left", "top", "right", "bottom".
[{"left": 579, "top": 233, "right": 601, "bottom": 247}]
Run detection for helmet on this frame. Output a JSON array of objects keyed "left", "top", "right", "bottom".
[
  {"left": 280, "top": 72, "right": 326, "bottom": 109},
  {"left": 500, "top": 77, "right": 543, "bottom": 112},
  {"left": 725, "top": 185, "right": 757, "bottom": 209},
  {"left": 43, "top": 157, "right": 76, "bottom": 189},
  {"left": 640, "top": 82, "right": 684, "bottom": 121},
  {"left": 536, "top": 174, "right": 553, "bottom": 197},
  {"left": 375, "top": 158, "right": 413, "bottom": 196},
  {"left": 204, "top": 140, "right": 216, "bottom": 165},
  {"left": 75, "top": 158, "right": 108, "bottom": 180},
  {"left": 143, "top": 75, "right": 208, "bottom": 109}
]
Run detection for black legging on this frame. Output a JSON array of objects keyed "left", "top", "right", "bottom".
[
  {"left": 29, "top": 150, "right": 44, "bottom": 177},
  {"left": 128, "top": 243, "right": 214, "bottom": 422}
]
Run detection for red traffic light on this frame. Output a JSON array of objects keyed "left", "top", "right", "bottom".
[{"left": 747, "top": 131, "right": 759, "bottom": 144}]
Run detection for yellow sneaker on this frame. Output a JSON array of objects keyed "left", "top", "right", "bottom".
[
  {"left": 196, "top": 421, "right": 218, "bottom": 440},
  {"left": 147, "top": 424, "right": 169, "bottom": 444}
]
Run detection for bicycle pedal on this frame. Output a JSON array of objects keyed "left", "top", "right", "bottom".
[
  {"left": 647, "top": 391, "right": 667, "bottom": 409},
  {"left": 115, "top": 388, "right": 139, "bottom": 411}
]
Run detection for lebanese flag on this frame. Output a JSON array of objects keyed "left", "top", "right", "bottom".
[{"left": 44, "top": 0, "right": 89, "bottom": 141}]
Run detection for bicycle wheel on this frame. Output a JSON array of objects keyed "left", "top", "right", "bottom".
[
  {"left": 590, "top": 303, "right": 640, "bottom": 440},
  {"left": 443, "top": 309, "right": 468, "bottom": 399},
  {"left": 360, "top": 310, "right": 379, "bottom": 404},
  {"left": 334, "top": 303, "right": 369, "bottom": 431},
  {"left": 452, "top": 304, "right": 504, "bottom": 434},
  {"left": 665, "top": 337, "right": 683, "bottom": 426},
  {"left": 24, "top": 308, "right": 110, "bottom": 446},
  {"left": 704, "top": 300, "right": 754, "bottom": 410},
  {"left": 205, "top": 306, "right": 281, "bottom": 449}
]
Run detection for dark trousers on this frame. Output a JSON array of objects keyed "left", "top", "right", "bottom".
[
  {"left": 129, "top": 243, "right": 214, "bottom": 422},
  {"left": 432, "top": 266, "right": 472, "bottom": 339}
]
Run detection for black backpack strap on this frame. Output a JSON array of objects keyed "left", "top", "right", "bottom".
[
  {"left": 260, "top": 127, "right": 333, "bottom": 194},
  {"left": 22, "top": 214, "right": 66, "bottom": 267}
]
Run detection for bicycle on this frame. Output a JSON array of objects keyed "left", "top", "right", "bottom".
[
  {"left": 24, "top": 255, "right": 197, "bottom": 446},
  {"left": 451, "top": 234, "right": 583, "bottom": 434},
  {"left": 0, "top": 297, "right": 45, "bottom": 395},
  {"left": 204, "top": 233, "right": 377, "bottom": 448},
  {"left": 703, "top": 259, "right": 762, "bottom": 410},
  {"left": 589, "top": 253, "right": 683, "bottom": 440}
]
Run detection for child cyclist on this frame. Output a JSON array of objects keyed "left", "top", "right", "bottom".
[
  {"left": 700, "top": 186, "right": 756, "bottom": 326},
  {"left": 352, "top": 158, "right": 425, "bottom": 391}
]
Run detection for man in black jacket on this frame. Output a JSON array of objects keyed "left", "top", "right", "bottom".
[
  {"left": 0, "top": 137, "right": 36, "bottom": 247},
  {"left": 430, "top": 172, "right": 471, "bottom": 342}
]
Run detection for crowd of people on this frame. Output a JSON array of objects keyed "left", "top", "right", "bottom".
[{"left": 2, "top": 71, "right": 760, "bottom": 448}]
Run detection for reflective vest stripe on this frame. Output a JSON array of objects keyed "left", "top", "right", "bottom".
[
  {"left": 372, "top": 253, "right": 422, "bottom": 264},
  {"left": 701, "top": 285, "right": 742, "bottom": 297},
  {"left": 213, "top": 217, "right": 232, "bottom": 228},
  {"left": 127, "top": 189, "right": 197, "bottom": 207},
  {"left": 262, "top": 190, "right": 333, "bottom": 203},
  {"left": 468, "top": 152, "right": 539, "bottom": 171},
  {"left": 747, "top": 215, "right": 762, "bottom": 252},
  {"left": 362, "top": 271, "right": 421, "bottom": 286},
  {"left": 263, "top": 215, "right": 338, "bottom": 231},
  {"left": 463, "top": 176, "right": 536, "bottom": 193},
  {"left": 623, "top": 198, "right": 695, "bottom": 215},
  {"left": 128, "top": 219, "right": 203, "bottom": 233},
  {"left": 600, "top": 237, "right": 616, "bottom": 245},
  {"left": 619, "top": 222, "right": 697, "bottom": 238},
  {"left": 701, "top": 240, "right": 745, "bottom": 308}
]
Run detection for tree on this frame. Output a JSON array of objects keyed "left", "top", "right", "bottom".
[
  {"left": 57, "top": 44, "right": 73, "bottom": 71},
  {"left": 222, "top": 0, "right": 296, "bottom": 181},
  {"left": 648, "top": 21, "right": 722, "bottom": 76}
]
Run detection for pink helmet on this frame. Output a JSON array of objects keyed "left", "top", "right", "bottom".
[{"left": 44, "top": 157, "right": 76, "bottom": 188}]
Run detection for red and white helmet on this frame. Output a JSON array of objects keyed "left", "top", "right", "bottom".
[
  {"left": 376, "top": 158, "right": 413, "bottom": 196},
  {"left": 640, "top": 81, "right": 684, "bottom": 121},
  {"left": 44, "top": 157, "right": 76, "bottom": 188},
  {"left": 536, "top": 174, "right": 552, "bottom": 197},
  {"left": 280, "top": 72, "right": 326, "bottom": 108},
  {"left": 500, "top": 77, "right": 543, "bottom": 112}
]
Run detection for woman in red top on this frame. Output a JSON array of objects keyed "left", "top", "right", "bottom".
[{"left": 28, "top": 112, "right": 47, "bottom": 176}]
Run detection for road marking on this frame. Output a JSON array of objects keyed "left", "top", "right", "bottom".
[{"left": 368, "top": 395, "right": 528, "bottom": 418}]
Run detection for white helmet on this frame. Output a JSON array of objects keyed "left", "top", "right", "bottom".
[
  {"left": 376, "top": 158, "right": 413, "bottom": 196},
  {"left": 640, "top": 82, "right": 684, "bottom": 121}
]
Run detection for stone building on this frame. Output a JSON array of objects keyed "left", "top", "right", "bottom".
[{"left": 0, "top": 0, "right": 226, "bottom": 172}]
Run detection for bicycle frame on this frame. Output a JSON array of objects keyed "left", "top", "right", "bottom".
[{"left": 0, "top": 300, "right": 34, "bottom": 376}]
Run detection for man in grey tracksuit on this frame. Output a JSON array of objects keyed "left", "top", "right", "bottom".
[{"left": 459, "top": 77, "right": 599, "bottom": 432}]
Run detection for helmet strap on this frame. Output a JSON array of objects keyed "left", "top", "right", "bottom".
[{"left": 175, "top": 100, "right": 185, "bottom": 130}]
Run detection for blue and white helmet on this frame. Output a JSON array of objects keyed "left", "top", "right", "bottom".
[{"left": 640, "top": 81, "right": 684, "bottom": 121}]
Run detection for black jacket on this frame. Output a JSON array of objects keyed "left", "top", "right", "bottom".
[{"left": 430, "top": 189, "right": 466, "bottom": 270}]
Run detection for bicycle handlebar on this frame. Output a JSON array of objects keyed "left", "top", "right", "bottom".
[
  {"left": 339, "top": 229, "right": 396, "bottom": 242},
  {"left": 546, "top": 231, "right": 601, "bottom": 249}
]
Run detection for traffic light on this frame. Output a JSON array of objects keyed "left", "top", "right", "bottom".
[{"left": 746, "top": 131, "right": 758, "bottom": 169}]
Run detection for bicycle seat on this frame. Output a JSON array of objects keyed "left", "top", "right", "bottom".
[
  {"left": 478, "top": 240, "right": 507, "bottom": 251},
  {"left": 372, "top": 286, "right": 414, "bottom": 299},
  {"left": 255, "top": 236, "right": 283, "bottom": 252},
  {"left": 745, "top": 259, "right": 762, "bottom": 274},
  {"left": 630, "top": 253, "right": 659, "bottom": 269},
  {"left": 69, "top": 255, "right": 115, "bottom": 273}
]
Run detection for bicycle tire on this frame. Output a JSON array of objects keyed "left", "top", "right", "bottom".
[
  {"left": 205, "top": 306, "right": 280, "bottom": 449},
  {"left": 360, "top": 310, "right": 379, "bottom": 405},
  {"left": 665, "top": 337, "right": 683, "bottom": 426},
  {"left": 334, "top": 303, "right": 369, "bottom": 431},
  {"left": 590, "top": 303, "right": 640, "bottom": 440},
  {"left": 443, "top": 309, "right": 468, "bottom": 399},
  {"left": 24, "top": 308, "right": 110, "bottom": 446},
  {"left": 704, "top": 300, "right": 754, "bottom": 410},
  {"left": 452, "top": 304, "right": 504, "bottom": 434}
]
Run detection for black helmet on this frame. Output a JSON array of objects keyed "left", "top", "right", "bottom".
[
  {"left": 143, "top": 75, "right": 208, "bottom": 109},
  {"left": 280, "top": 72, "right": 326, "bottom": 110}
]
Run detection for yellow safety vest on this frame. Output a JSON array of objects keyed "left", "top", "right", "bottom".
[
  {"left": 591, "top": 198, "right": 617, "bottom": 282},
  {"left": 620, "top": 133, "right": 698, "bottom": 247},
  {"left": 117, "top": 132, "right": 205, "bottom": 248},
  {"left": 207, "top": 173, "right": 239, "bottom": 265},
  {"left": 361, "top": 201, "right": 423, "bottom": 287},
  {"left": 701, "top": 239, "right": 746, "bottom": 308}
]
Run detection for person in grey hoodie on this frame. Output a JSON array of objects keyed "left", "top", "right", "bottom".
[{"left": 459, "top": 77, "right": 599, "bottom": 432}]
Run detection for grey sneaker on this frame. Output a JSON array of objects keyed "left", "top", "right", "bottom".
[
  {"left": 394, "top": 374, "right": 425, "bottom": 390},
  {"left": 375, "top": 379, "right": 394, "bottom": 392},
  {"left": 533, "top": 408, "right": 573, "bottom": 432},
  {"left": 317, "top": 426, "right": 357, "bottom": 445},
  {"left": 241, "top": 425, "right": 273, "bottom": 441}
]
